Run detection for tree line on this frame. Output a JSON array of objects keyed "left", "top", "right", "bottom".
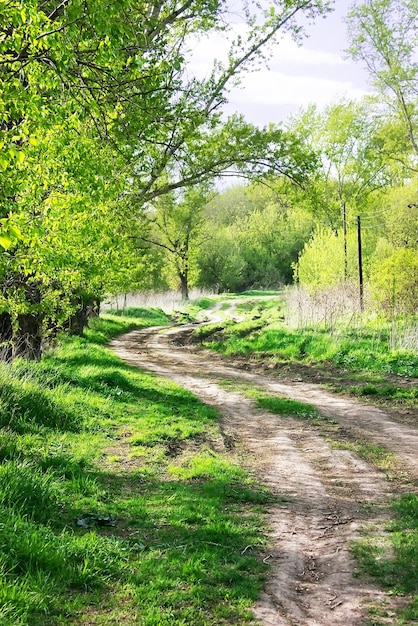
[
  {"left": 145, "top": 0, "right": 418, "bottom": 314},
  {"left": 0, "top": 0, "right": 332, "bottom": 358}
]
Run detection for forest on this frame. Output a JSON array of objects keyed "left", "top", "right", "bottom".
[{"left": 0, "top": 0, "right": 416, "bottom": 360}]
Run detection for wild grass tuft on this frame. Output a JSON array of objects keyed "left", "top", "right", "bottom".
[
  {"left": 351, "top": 493, "right": 418, "bottom": 621},
  {"left": 255, "top": 395, "right": 320, "bottom": 419}
]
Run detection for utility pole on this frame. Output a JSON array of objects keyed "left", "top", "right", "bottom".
[
  {"left": 357, "top": 215, "right": 364, "bottom": 313},
  {"left": 342, "top": 202, "right": 348, "bottom": 280}
]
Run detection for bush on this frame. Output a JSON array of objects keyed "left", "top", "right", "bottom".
[{"left": 370, "top": 248, "right": 418, "bottom": 315}]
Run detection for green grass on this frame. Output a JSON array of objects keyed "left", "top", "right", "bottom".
[
  {"left": 351, "top": 493, "right": 418, "bottom": 623},
  {"left": 236, "top": 290, "right": 282, "bottom": 297},
  {"left": 253, "top": 394, "right": 320, "bottom": 419},
  {"left": 186, "top": 296, "right": 417, "bottom": 407},
  {"left": 204, "top": 324, "right": 418, "bottom": 378},
  {"left": 0, "top": 308, "right": 270, "bottom": 625},
  {"left": 105, "top": 307, "right": 169, "bottom": 323},
  {"left": 191, "top": 298, "right": 418, "bottom": 373},
  {"left": 349, "top": 384, "right": 418, "bottom": 403}
]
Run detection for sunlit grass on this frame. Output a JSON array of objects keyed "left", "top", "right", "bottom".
[
  {"left": 351, "top": 493, "right": 418, "bottom": 622},
  {"left": 0, "top": 308, "right": 270, "bottom": 625},
  {"left": 205, "top": 323, "right": 418, "bottom": 378},
  {"left": 188, "top": 297, "right": 417, "bottom": 408}
]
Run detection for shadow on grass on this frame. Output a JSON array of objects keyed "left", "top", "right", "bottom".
[
  {"left": 0, "top": 464, "right": 270, "bottom": 626},
  {"left": 0, "top": 312, "right": 265, "bottom": 624},
  {"left": 0, "top": 378, "right": 84, "bottom": 434}
]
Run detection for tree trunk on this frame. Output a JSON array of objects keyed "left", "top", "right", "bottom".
[
  {"left": 0, "top": 312, "right": 13, "bottom": 361},
  {"left": 180, "top": 272, "right": 189, "bottom": 300},
  {"left": 14, "top": 313, "right": 44, "bottom": 359},
  {"left": 66, "top": 298, "right": 100, "bottom": 336},
  {"left": 0, "top": 274, "right": 44, "bottom": 360}
]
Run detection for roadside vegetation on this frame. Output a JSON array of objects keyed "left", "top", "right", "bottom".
[
  {"left": 188, "top": 293, "right": 418, "bottom": 409},
  {"left": 1, "top": 290, "right": 417, "bottom": 624},
  {"left": 0, "top": 310, "right": 271, "bottom": 626}
]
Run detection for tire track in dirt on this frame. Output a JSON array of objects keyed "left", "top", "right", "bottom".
[{"left": 110, "top": 324, "right": 418, "bottom": 625}]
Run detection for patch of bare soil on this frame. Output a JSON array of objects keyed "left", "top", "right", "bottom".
[{"left": 110, "top": 323, "right": 418, "bottom": 626}]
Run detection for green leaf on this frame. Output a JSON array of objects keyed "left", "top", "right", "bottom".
[
  {"left": 0, "top": 235, "right": 12, "bottom": 250},
  {"left": 8, "top": 225, "right": 22, "bottom": 240}
]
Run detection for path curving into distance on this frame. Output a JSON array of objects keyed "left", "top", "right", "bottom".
[{"left": 110, "top": 321, "right": 418, "bottom": 626}]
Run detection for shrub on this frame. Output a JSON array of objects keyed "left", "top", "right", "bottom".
[{"left": 370, "top": 248, "right": 418, "bottom": 315}]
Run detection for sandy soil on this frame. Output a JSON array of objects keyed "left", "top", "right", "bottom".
[{"left": 110, "top": 322, "right": 418, "bottom": 626}]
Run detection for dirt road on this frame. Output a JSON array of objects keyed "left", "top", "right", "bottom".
[{"left": 110, "top": 323, "right": 418, "bottom": 626}]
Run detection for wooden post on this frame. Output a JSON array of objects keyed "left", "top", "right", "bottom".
[
  {"left": 357, "top": 215, "right": 364, "bottom": 313},
  {"left": 342, "top": 202, "right": 348, "bottom": 280}
]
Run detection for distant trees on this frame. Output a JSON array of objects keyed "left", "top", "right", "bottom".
[
  {"left": 195, "top": 183, "right": 314, "bottom": 292},
  {"left": 287, "top": 0, "right": 418, "bottom": 317}
]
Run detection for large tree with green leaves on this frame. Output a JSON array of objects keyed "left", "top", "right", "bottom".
[
  {"left": 0, "top": 0, "right": 333, "bottom": 357},
  {"left": 346, "top": 0, "right": 418, "bottom": 162}
]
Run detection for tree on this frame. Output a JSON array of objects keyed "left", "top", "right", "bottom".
[
  {"left": 197, "top": 225, "right": 246, "bottom": 292},
  {"left": 196, "top": 181, "right": 313, "bottom": 292},
  {"left": 369, "top": 248, "right": 418, "bottom": 315},
  {"left": 144, "top": 186, "right": 212, "bottom": 300},
  {"left": 381, "top": 179, "right": 418, "bottom": 250},
  {"left": 289, "top": 98, "right": 397, "bottom": 285},
  {"left": 0, "top": 0, "right": 333, "bottom": 357},
  {"left": 346, "top": 0, "right": 418, "bottom": 161},
  {"left": 295, "top": 227, "right": 362, "bottom": 292}
]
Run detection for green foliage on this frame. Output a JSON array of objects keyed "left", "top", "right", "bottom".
[
  {"left": 381, "top": 181, "right": 418, "bottom": 250},
  {"left": 197, "top": 182, "right": 314, "bottom": 292},
  {"left": 347, "top": 0, "right": 418, "bottom": 160},
  {"left": 351, "top": 493, "right": 418, "bottom": 620},
  {"left": 0, "top": 461, "right": 61, "bottom": 521},
  {"left": 190, "top": 297, "right": 218, "bottom": 310},
  {"left": 146, "top": 186, "right": 211, "bottom": 299},
  {"left": 197, "top": 225, "right": 247, "bottom": 292},
  {"left": 370, "top": 248, "right": 418, "bottom": 315},
  {"left": 295, "top": 228, "right": 359, "bottom": 291},
  {"left": 288, "top": 99, "right": 396, "bottom": 231},
  {"left": 0, "top": 311, "right": 270, "bottom": 624}
]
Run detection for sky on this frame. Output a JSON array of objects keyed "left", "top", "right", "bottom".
[{"left": 189, "top": 1, "right": 373, "bottom": 127}]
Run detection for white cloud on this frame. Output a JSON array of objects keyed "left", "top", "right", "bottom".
[
  {"left": 188, "top": 30, "right": 345, "bottom": 79},
  {"left": 186, "top": 24, "right": 371, "bottom": 126},
  {"left": 268, "top": 36, "right": 344, "bottom": 68},
  {"left": 228, "top": 68, "right": 368, "bottom": 108}
]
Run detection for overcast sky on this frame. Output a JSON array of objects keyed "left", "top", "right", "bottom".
[{"left": 189, "top": 1, "right": 372, "bottom": 127}]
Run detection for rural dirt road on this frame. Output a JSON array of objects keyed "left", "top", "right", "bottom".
[{"left": 110, "top": 321, "right": 418, "bottom": 626}]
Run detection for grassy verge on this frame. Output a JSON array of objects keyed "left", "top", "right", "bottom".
[
  {"left": 0, "top": 310, "right": 270, "bottom": 626},
  {"left": 351, "top": 494, "right": 418, "bottom": 625},
  {"left": 187, "top": 296, "right": 417, "bottom": 408},
  {"left": 203, "top": 323, "right": 418, "bottom": 378}
]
